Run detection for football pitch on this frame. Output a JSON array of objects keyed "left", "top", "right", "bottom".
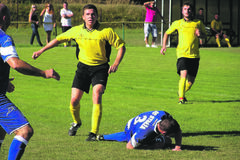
[{"left": 0, "top": 29, "right": 240, "bottom": 159}]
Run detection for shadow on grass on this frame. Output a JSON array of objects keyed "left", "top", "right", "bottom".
[
  {"left": 181, "top": 144, "right": 218, "bottom": 151},
  {"left": 182, "top": 131, "right": 240, "bottom": 137},
  {"left": 191, "top": 99, "right": 240, "bottom": 103}
]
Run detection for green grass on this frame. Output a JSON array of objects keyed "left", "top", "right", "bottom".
[{"left": 0, "top": 28, "right": 240, "bottom": 159}]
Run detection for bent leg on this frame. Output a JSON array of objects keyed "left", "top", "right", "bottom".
[{"left": 8, "top": 124, "right": 33, "bottom": 160}]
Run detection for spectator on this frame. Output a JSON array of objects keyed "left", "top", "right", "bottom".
[
  {"left": 40, "top": 2, "right": 56, "bottom": 44},
  {"left": 210, "top": 13, "right": 231, "bottom": 48},
  {"left": 195, "top": 8, "right": 205, "bottom": 46},
  {"left": 144, "top": 1, "right": 164, "bottom": 48},
  {"left": 60, "top": 1, "right": 73, "bottom": 47},
  {"left": 29, "top": 4, "right": 43, "bottom": 46}
]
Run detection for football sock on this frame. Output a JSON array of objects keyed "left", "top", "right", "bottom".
[
  {"left": 103, "top": 132, "right": 127, "bottom": 142},
  {"left": 225, "top": 38, "right": 231, "bottom": 47},
  {"left": 70, "top": 103, "right": 81, "bottom": 124},
  {"left": 185, "top": 79, "right": 192, "bottom": 92},
  {"left": 216, "top": 38, "right": 221, "bottom": 47},
  {"left": 8, "top": 136, "right": 28, "bottom": 160},
  {"left": 91, "top": 104, "right": 102, "bottom": 134},
  {"left": 178, "top": 77, "right": 186, "bottom": 99}
]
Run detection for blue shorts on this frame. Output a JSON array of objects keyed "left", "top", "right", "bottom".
[
  {"left": 144, "top": 23, "right": 158, "bottom": 38},
  {"left": 0, "top": 94, "right": 29, "bottom": 134}
]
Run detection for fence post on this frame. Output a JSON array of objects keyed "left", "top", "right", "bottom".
[{"left": 122, "top": 22, "right": 125, "bottom": 40}]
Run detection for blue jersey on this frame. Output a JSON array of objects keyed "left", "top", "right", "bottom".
[
  {"left": 0, "top": 29, "right": 18, "bottom": 94},
  {"left": 125, "top": 111, "right": 171, "bottom": 147}
]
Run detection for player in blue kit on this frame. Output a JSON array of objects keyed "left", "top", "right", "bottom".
[
  {"left": 0, "top": 4, "right": 60, "bottom": 160},
  {"left": 98, "top": 111, "right": 182, "bottom": 151}
]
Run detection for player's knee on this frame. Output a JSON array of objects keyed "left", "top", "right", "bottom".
[{"left": 16, "top": 125, "right": 34, "bottom": 140}]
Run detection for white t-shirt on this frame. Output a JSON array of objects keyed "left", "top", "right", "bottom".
[{"left": 60, "top": 8, "right": 73, "bottom": 27}]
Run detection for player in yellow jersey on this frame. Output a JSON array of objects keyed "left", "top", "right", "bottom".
[
  {"left": 211, "top": 13, "right": 231, "bottom": 48},
  {"left": 160, "top": 2, "right": 206, "bottom": 104},
  {"left": 32, "top": 4, "right": 126, "bottom": 140}
]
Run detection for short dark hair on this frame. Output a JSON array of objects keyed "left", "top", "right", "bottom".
[
  {"left": 159, "top": 118, "right": 180, "bottom": 134},
  {"left": 183, "top": 1, "right": 193, "bottom": 9},
  {"left": 63, "top": 2, "right": 68, "bottom": 5},
  {"left": 83, "top": 4, "right": 98, "bottom": 16}
]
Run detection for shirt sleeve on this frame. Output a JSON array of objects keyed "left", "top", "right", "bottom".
[
  {"left": 166, "top": 21, "right": 179, "bottom": 35},
  {"left": 106, "top": 28, "right": 125, "bottom": 49},
  {"left": 56, "top": 26, "right": 76, "bottom": 42},
  {"left": 0, "top": 35, "right": 18, "bottom": 62}
]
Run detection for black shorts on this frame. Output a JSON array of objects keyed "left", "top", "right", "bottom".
[
  {"left": 177, "top": 58, "right": 200, "bottom": 77},
  {"left": 62, "top": 26, "right": 72, "bottom": 33},
  {"left": 72, "top": 62, "right": 109, "bottom": 93}
]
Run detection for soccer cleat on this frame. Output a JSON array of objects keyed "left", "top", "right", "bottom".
[
  {"left": 151, "top": 44, "right": 158, "bottom": 48},
  {"left": 96, "top": 134, "right": 104, "bottom": 141},
  {"left": 145, "top": 44, "right": 150, "bottom": 48},
  {"left": 68, "top": 122, "right": 82, "bottom": 136},
  {"left": 178, "top": 99, "right": 186, "bottom": 104},
  {"left": 86, "top": 132, "right": 97, "bottom": 141},
  {"left": 183, "top": 97, "right": 188, "bottom": 102}
]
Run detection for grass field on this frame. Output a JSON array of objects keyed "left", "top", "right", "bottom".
[{"left": 0, "top": 27, "right": 240, "bottom": 159}]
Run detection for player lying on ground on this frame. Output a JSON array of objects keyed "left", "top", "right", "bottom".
[{"left": 97, "top": 110, "right": 182, "bottom": 151}]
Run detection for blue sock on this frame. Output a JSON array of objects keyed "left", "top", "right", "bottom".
[
  {"left": 103, "top": 132, "right": 127, "bottom": 142},
  {"left": 8, "top": 136, "right": 28, "bottom": 160}
]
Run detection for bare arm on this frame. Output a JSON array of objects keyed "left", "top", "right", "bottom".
[
  {"left": 7, "top": 57, "right": 60, "bottom": 80},
  {"left": 172, "top": 130, "right": 182, "bottom": 151},
  {"left": 108, "top": 46, "right": 126, "bottom": 74},
  {"left": 160, "top": 33, "right": 169, "bottom": 55},
  {"left": 126, "top": 141, "right": 134, "bottom": 149},
  {"left": 144, "top": 1, "right": 154, "bottom": 6},
  {"left": 32, "top": 39, "right": 60, "bottom": 59},
  {"left": 40, "top": 9, "right": 46, "bottom": 17}
]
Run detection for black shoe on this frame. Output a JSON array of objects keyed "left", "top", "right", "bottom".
[
  {"left": 86, "top": 132, "right": 97, "bottom": 141},
  {"left": 97, "top": 134, "right": 104, "bottom": 141},
  {"left": 183, "top": 97, "right": 188, "bottom": 102},
  {"left": 178, "top": 99, "right": 186, "bottom": 104},
  {"left": 68, "top": 122, "right": 81, "bottom": 136}
]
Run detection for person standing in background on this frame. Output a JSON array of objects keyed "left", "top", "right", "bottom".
[
  {"left": 144, "top": 1, "right": 164, "bottom": 48},
  {"left": 29, "top": 4, "right": 43, "bottom": 46},
  {"left": 60, "top": 1, "right": 73, "bottom": 47},
  {"left": 195, "top": 8, "right": 205, "bottom": 46},
  {"left": 40, "top": 2, "right": 56, "bottom": 44}
]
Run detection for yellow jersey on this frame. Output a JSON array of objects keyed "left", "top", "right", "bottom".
[
  {"left": 211, "top": 19, "right": 223, "bottom": 32},
  {"left": 166, "top": 19, "right": 206, "bottom": 59},
  {"left": 56, "top": 23, "right": 125, "bottom": 66}
]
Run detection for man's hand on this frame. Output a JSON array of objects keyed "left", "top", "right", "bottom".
[
  {"left": 160, "top": 47, "right": 167, "bottom": 55},
  {"left": 7, "top": 78, "right": 15, "bottom": 93},
  {"left": 108, "top": 64, "right": 118, "bottom": 74},
  {"left": 126, "top": 141, "right": 134, "bottom": 149},
  {"left": 44, "top": 69, "right": 60, "bottom": 81},
  {"left": 32, "top": 50, "right": 43, "bottom": 60},
  {"left": 172, "top": 145, "right": 181, "bottom": 151},
  {"left": 195, "top": 28, "right": 201, "bottom": 37}
]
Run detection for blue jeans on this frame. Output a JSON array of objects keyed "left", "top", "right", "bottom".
[{"left": 30, "top": 23, "right": 43, "bottom": 46}]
